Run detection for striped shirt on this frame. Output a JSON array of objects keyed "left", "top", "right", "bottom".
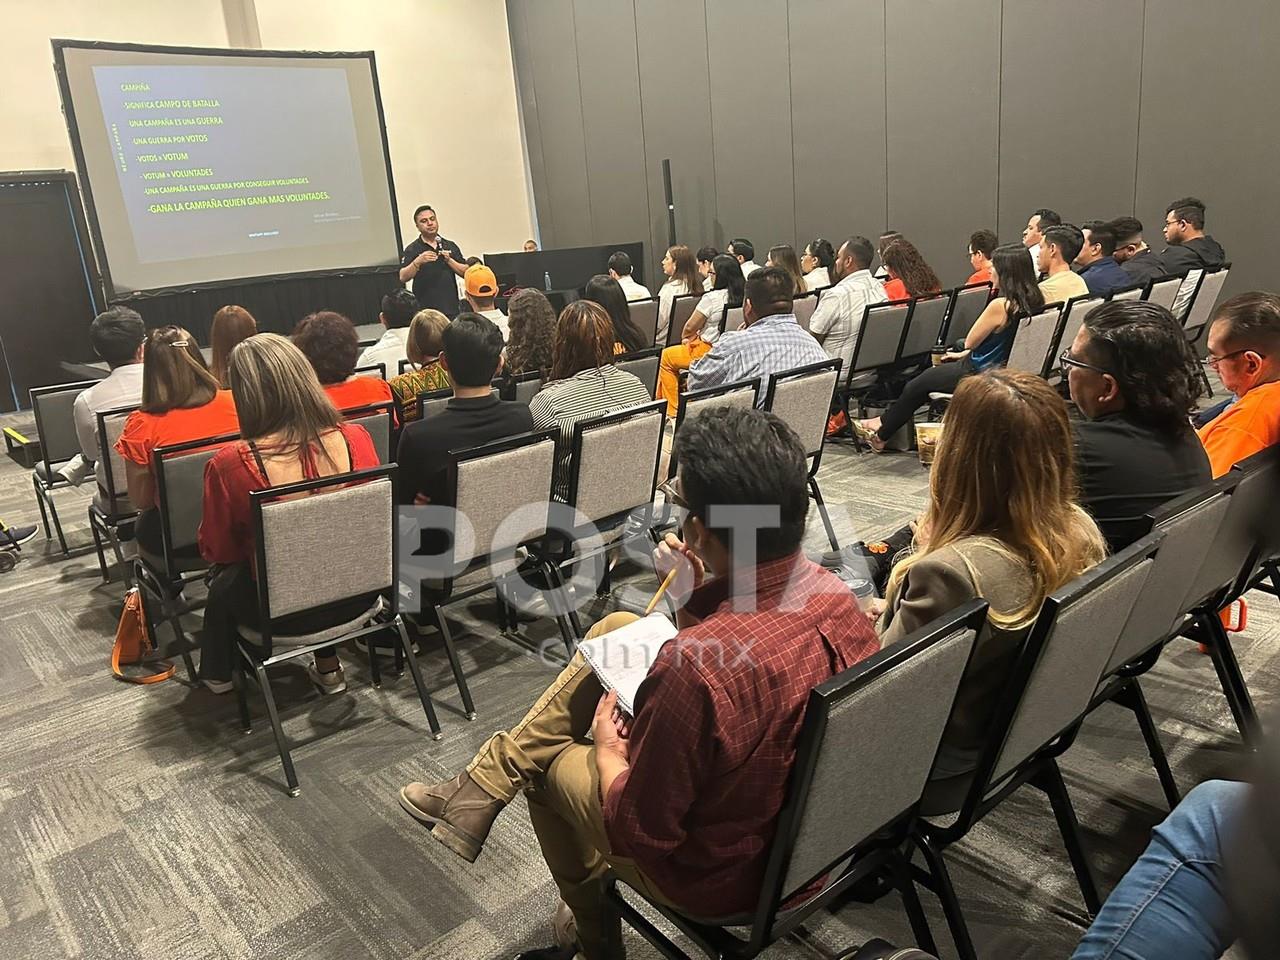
[
  {"left": 807, "top": 269, "right": 887, "bottom": 370},
  {"left": 530, "top": 364, "right": 652, "bottom": 499},
  {"left": 687, "top": 313, "right": 829, "bottom": 404}
]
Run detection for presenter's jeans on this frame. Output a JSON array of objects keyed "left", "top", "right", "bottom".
[
  {"left": 465, "top": 611, "right": 673, "bottom": 959},
  {"left": 1071, "top": 779, "right": 1243, "bottom": 960},
  {"left": 657, "top": 339, "right": 713, "bottom": 417}
]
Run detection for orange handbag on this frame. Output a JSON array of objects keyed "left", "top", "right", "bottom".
[{"left": 111, "top": 588, "right": 176, "bottom": 684}]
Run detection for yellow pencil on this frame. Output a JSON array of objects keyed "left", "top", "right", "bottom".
[{"left": 644, "top": 568, "right": 679, "bottom": 616}]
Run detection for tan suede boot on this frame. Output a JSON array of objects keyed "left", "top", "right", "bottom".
[{"left": 398, "top": 771, "right": 503, "bottom": 863}]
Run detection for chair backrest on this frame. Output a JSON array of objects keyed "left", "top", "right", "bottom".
[
  {"left": 898, "top": 292, "right": 952, "bottom": 363},
  {"left": 354, "top": 362, "right": 387, "bottom": 380},
  {"left": 253, "top": 468, "right": 395, "bottom": 622},
  {"left": 96, "top": 405, "right": 138, "bottom": 516},
  {"left": 342, "top": 401, "right": 394, "bottom": 464},
  {"left": 566, "top": 401, "right": 666, "bottom": 525},
  {"left": 30, "top": 380, "right": 95, "bottom": 469},
  {"left": 628, "top": 298, "right": 660, "bottom": 346},
  {"left": 397, "top": 358, "right": 414, "bottom": 376},
  {"left": 666, "top": 293, "right": 703, "bottom": 347},
  {"left": 1226, "top": 445, "right": 1280, "bottom": 598},
  {"left": 763, "top": 359, "right": 843, "bottom": 459},
  {"left": 1144, "top": 275, "right": 1184, "bottom": 312},
  {"left": 1055, "top": 295, "right": 1107, "bottom": 363},
  {"left": 941, "top": 281, "right": 992, "bottom": 344},
  {"left": 848, "top": 299, "right": 913, "bottom": 378},
  {"left": 793, "top": 292, "right": 820, "bottom": 332},
  {"left": 988, "top": 535, "right": 1160, "bottom": 786},
  {"left": 417, "top": 387, "right": 498, "bottom": 420},
  {"left": 675, "top": 377, "right": 761, "bottom": 430},
  {"left": 762, "top": 602, "right": 986, "bottom": 914},
  {"left": 615, "top": 347, "right": 662, "bottom": 395},
  {"left": 1170, "top": 269, "right": 1203, "bottom": 323},
  {"left": 451, "top": 431, "right": 557, "bottom": 562},
  {"left": 1110, "top": 285, "right": 1144, "bottom": 302},
  {"left": 721, "top": 304, "right": 746, "bottom": 335},
  {"left": 510, "top": 372, "right": 543, "bottom": 406},
  {"left": 1181, "top": 264, "right": 1230, "bottom": 340},
  {"left": 1004, "top": 304, "right": 1064, "bottom": 378},
  {"left": 153, "top": 432, "right": 239, "bottom": 574}
]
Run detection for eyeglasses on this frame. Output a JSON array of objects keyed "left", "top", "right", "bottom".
[
  {"left": 657, "top": 477, "right": 691, "bottom": 512},
  {"left": 1201, "top": 349, "right": 1259, "bottom": 367},
  {"left": 1164, "top": 219, "right": 1183, "bottom": 229},
  {"left": 1059, "top": 349, "right": 1109, "bottom": 375}
]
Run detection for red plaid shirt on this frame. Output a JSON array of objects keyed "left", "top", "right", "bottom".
[{"left": 601, "top": 553, "right": 879, "bottom": 916}]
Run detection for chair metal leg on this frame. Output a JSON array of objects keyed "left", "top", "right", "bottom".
[
  {"left": 89, "top": 510, "right": 109, "bottom": 581},
  {"left": 1113, "top": 680, "right": 1180, "bottom": 809},
  {"left": 179, "top": 649, "right": 198, "bottom": 684},
  {"left": 1037, "top": 760, "right": 1102, "bottom": 915},
  {"left": 33, "top": 475, "right": 51, "bottom": 540},
  {"left": 46, "top": 489, "right": 69, "bottom": 556},
  {"left": 395, "top": 616, "right": 442, "bottom": 739},
  {"left": 436, "top": 605, "right": 476, "bottom": 720},
  {"left": 893, "top": 851, "right": 938, "bottom": 956},
  {"left": 810, "top": 477, "right": 840, "bottom": 551},
  {"left": 255, "top": 661, "right": 300, "bottom": 797},
  {"left": 232, "top": 654, "right": 251, "bottom": 733},
  {"left": 1201, "top": 611, "right": 1261, "bottom": 744},
  {"left": 364, "top": 625, "right": 383, "bottom": 688},
  {"left": 914, "top": 832, "right": 977, "bottom": 960},
  {"left": 543, "top": 560, "right": 581, "bottom": 651}
]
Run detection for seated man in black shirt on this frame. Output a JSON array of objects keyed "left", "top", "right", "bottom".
[
  {"left": 1063, "top": 299, "right": 1212, "bottom": 550},
  {"left": 396, "top": 313, "right": 533, "bottom": 509}
]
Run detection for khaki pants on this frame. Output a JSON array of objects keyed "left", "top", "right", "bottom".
[{"left": 466, "top": 612, "right": 674, "bottom": 959}]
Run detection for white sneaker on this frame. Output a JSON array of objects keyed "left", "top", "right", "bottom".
[
  {"left": 307, "top": 664, "right": 347, "bottom": 695},
  {"left": 202, "top": 678, "right": 233, "bottom": 695}
]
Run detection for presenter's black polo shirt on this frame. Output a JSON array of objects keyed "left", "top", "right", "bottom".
[{"left": 402, "top": 235, "right": 464, "bottom": 317}]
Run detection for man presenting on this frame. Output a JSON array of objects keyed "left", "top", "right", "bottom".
[{"left": 400, "top": 205, "right": 467, "bottom": 317}]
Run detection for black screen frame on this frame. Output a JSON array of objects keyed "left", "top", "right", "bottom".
[{"left": 51, "top": 38, "right": 404, "bottom": 302}]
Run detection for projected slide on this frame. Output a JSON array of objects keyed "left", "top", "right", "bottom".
[{"left": 55, "top": 43, "right": 401, "bottom": 296}]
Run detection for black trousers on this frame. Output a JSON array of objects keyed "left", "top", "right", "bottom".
[{"left": 875, "top": 358, "right": 973, "bottom": 440}]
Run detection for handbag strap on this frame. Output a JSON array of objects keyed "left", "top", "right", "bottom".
[{"left": 112, "top": 590, "right": 177, "bottom": 684}]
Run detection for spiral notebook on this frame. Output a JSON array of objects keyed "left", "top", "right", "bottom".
[{"left": 578, "top": 613, "right": 678, "bottom": 715}]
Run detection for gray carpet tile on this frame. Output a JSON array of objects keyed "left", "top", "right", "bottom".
[{"left": 0, "top": 417, "right": 1267, "bottom": 960}]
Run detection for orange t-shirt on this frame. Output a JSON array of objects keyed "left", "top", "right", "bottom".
[
  {"left": 324, "top": 376, "right": 396, "bottom": 415},
  {"left": 883, "top": 277, "right": 908, "bottom": 301},
  {"left": 1197, "top": 380, "right": 1280, "bottom": 477},
  {"left": 965, "top": 267, "right": 994, "bottom": 286},
  {"left": 116, "top": 389, "right": 240, "bottom": 466}
]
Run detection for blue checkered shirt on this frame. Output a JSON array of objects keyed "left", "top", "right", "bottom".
[{"left": 686, "top": 313, "right": 829, "bottom": 403}]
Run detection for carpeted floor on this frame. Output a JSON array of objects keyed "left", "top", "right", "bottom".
[{"left": 0, "top": 414, "right": 1267, "bottom": 960}]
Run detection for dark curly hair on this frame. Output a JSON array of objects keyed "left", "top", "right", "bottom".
[
  {"left": 1081, "top": 300, "right": 1204, "bottom": 434},
  {"left": 882, "top": 238, "right": 941, "bottom": 298},
  {"left": 506, "top": 289, "right": 557, "bottom": 377},
  {"left": 292, "top": 310, "right": 359, "bottom": 385}
]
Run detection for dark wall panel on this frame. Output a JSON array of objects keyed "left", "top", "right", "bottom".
[
  {"left": 885, "top": 0, "right": 1001, "bottom": 288},
  {"left": 705, "top": 0, "right": 794, "bottom": 257},
  {"left": 789, "top": 0, "right": 887, "bottom": 248},
  {"left": 998, "top": 0, "right": 1143, "bottom": 242},
  {"left": 1136, "top": 0, "right": 1279, "bottom": 296}
]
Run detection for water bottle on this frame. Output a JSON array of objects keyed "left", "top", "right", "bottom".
[{"left": 543, "top": 271, "right": 552, "bottom": 291}]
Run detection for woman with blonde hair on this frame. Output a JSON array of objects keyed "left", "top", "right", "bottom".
[
  {"left": 656, "top": 243, "right": 703, "bottom": 344},
  {"left": 209, "top": 304, "right": 258, "bottom": 387},
  {"left": 874, "top": 369, "right": 1105, "bottom": 812},
  {"left": 197, "top": 333, "right": 380, "bottom": 694},
  {"left": 388, "top": 309, "right": 451, "bottom": 421}
]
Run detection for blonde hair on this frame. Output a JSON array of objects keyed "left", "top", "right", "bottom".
[
  {"left": 887, "top": 370, "right": 1106, "bottom": 628},
  {"left": 406, "top": 309, "right": 449, "bottom": 366},
  {"left": 141, "top": 325, "right": 220, "bottom": 414},
  {"left": 226, "top": 333, "right": 342, "bottom": 463}
]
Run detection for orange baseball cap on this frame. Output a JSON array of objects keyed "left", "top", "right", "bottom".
[{"left": 465, "top": 263, "right": 498, "bottom": 297}]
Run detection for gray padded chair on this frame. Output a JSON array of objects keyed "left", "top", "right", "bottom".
[
  {"left": 29, "top": 380, "right": 95, "bottom": 555},
  {"left": 721, "top": 304, "right": 746, "bottom": 334},
  {"left": 835, "top": 300, "right": 913, "bottom": 423},
  {"left": 1181, "top": 264, "right": 1231, "bottom": 353},
  {"left": 353, "top": 362, "right": 387, "bottom": 380},
  {"left": 416, "top": 387, "right": 498, "bottom": 420},
  {"left": 234, "top": 467, "right": 440, "bottom": 797},
  {"left": 616, "top": 347, "right": 662, "bottom": 395},
  {"left": 1110, "top": 284, "right": 1145, "bottom": 301},
  {"left": 912, "top": 535, "right": 1162, "bottom": 960},
  {"left": 764, "top": 359, "right": 843, "bottom": 550},
  {"left": 1144, "top": 274, "right": 1184, "bottom": 312},
  {"left": 609, "top": 601, "right": 988, "bottom": 960},
  {"left": 898, "top": 292, "right": 952, "bottom": 366},
  {"left": 628, "top": 297, "right": 660, "bottom": 346},
  {"left": 669, "top": 378, "right": 761, "bottom": 478},
  {"left": 1049, "top": 295, "right": 1107, "bottom": 382},
  {"left": 512, "top": 373, "right": 543, "bottom": 405},
  {"left": 1170, "top": 268, "right": 1203, "bottom": 323},
  {"left": 664, "top": 293, "right": 703, "bottom": 348},
  {"left": 1004, "top": 304, "right": 1064, "bottom": 378},
  {"left": 342, "top": 401, "right": 393, "bottom": 464},
  {"left": 88, "top": 405, "right": 139, "bottom": 583},
  {"left": 793, "top": 291, "right": 820, "bottom": 332},
  {"left": 939, "top": 281, "right": 992, "bottom": 344}
]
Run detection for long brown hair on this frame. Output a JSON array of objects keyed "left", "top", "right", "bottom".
[
  {"left": 882, "top": 238, "right": 942, "bottom": 298},
  {"left": 549, "top": 301, "right": 616, "bottom": 382},
  {"left": 209, "top": 305, "right": 257, "bottom": 387},
  {"left": 887, "top": 370, "right": 1105, "bottom": 628},
  {"left": 507, "top": 289, "right": 557, "bottom": 377},
  {"left": 767, "top": 244, "right": 805, "bottom": 295},
  {"left": 140, "top": 325, "right": 220, "bottom": 414},
  {"left": 667, "top": 244, "right": 702, "bottom": 296}
]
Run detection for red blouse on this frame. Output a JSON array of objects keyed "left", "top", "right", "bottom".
[{"left": 198, "top": 422, "right": 379, "bottom": 567}]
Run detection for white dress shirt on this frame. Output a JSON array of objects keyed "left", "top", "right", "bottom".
[
  {"left": 477, "top": 307, "right": 509, "bottom": 341},
  {"left": 357, "top": 327, "right": 408, "bottom": 373},
  {"left": 703, "top": 275, "right": 713, "bottom": 291},
  {"left": 736, "top": 259, "right": 761, "bottom": 279},
  {"left": 803, "top": 266, "right": 830, "bottom": 291},
  {"left": 807, "top": 269, "right": 887, "bottom": 370},
  {"left": 657, "top": 279, "right": 694, "bottom": 343},
  {"left": 65, "top": 362, "right": 146, "bottom": 504},
  {"left": 1026, "top": 243, "right": 1041, "bottom": 270},
  {"left": 616, "top": 274, "right": 652, "bottom": 302},
  {"left": 693, "top": 289, "right": 730, "bottom": 344}
]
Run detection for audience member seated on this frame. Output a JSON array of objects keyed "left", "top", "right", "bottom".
[
  {"left": 1075, "top": 220, "right": 1132, "bottom": 296},
  {"left": 1110, "top": 215, "right": 1166, "bottom": 286},
  {"left": 115, "top": 326, "right": 240, "bottom": 555},
  {"left": 358, "top": 289, "right": 419, "bottom": 371},
  {"left": 59, "top": 307, "right": 146, "bottom": 506},
  {"left": 656, "top": 244, "right": 703, "bottom": 343},
  {"left": 1197, "top": 292, "right": 1280, "bottom": 476},
  {"left": 463, "top": 263, "right": 507, "bottom": 340},
  {"left": 726, "top": 237, "right": 759, "bottom": 278},
  {"left": 800, "top": 237, "right": 834, "bottom": 290},
  {"left": 396, "top": 406, "right": 880, "bottom": 959},
  {"left": 765, "top": 243, "right": 806, "bottom": 295},
  {"left": 523, "top": 239, "right": 538, "bottom": 253},
  {"left": 965, "top": 229, "right": 997, "bottom": 286},
  {"left": 695, "top": 244, "right": 718, "bottom": 291},
  {"left": 293, "top": 311, "right": 397, "bottom": 417},
  {"left": 655, "top": 254, "right": 745, "bottom": 416},
  {"left": 208, "top": 304, "right": 258, "bottom": 387},
  {"left": 881, "top": 238, "right": 942, "bottom": 301},
  {"left": 388, "top": 309, "right": 451, "bottom": 422},
  {"left": 1037, "top": 224, "right": 1090, "bottom": 303},
  {"left": 687, "top": 267, "right": 828, "bottom": 401},
  {"left": 196, "top": 334, "right": 380, "bottom": 695},
  {"left": 872, "top": 370, "right": 1105, "bottom": 812},
  {"left": 1160, "top": 196, "right": 1227, "bottom": 276},
  {"left": 809, "top": 235, "right": 886, "bottom": 375},
  {"left": 874, "top": 230, "right": 902, "bottom": 279},
  {"left": 583, "top": 274, "right": 649, "bottom": 354},
  {"left": 531, "top": 301, "right": 651, "bottom": 496},
  {"left": 1065, "top": 300, "right": 1211, "bottom": 550},
  {"left": 854, "top": 243, "right": 1044, "bottom": 450},
  {"left": 1022, "top": 207, "right": 1062, "bottom": 270},
  {"left": 397, "top": 313, "right": 533, "bottom": 509},
  {"left": 504, "top": 289, "right": 556, "bottom": 378},
  {"left": 606, "top": 251, "right": 651, "bottom": 302}
]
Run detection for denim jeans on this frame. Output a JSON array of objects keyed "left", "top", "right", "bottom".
[{"left": 1071, "top": 780, "right": 1245, "bottom": 960}]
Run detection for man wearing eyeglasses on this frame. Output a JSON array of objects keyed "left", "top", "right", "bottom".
[
  {"left": 1109, "top": 216, "right": 1166, "bottom": 286},
  {"left": 1160, "top": 197, "right": 1226, "bottom": 277},
  {"left": 1197, "top": 292, "right": 1280, "bottom": 477}
]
